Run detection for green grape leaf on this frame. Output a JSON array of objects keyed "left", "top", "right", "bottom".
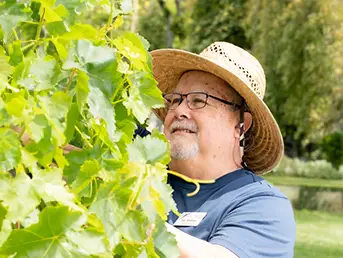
[
  {"left": 51, "top": 38, "right": 68, "bottom": 59},
  {"left": 0, "top": 172, "right": 40, "bottom": 223},
  {"left": 153, "top": 221, "right": 179, "bottom": 258},
  {"left": 87, "top": 86, "right": 116, "bottom": 141},
  {"left": 39, "top": 93, "right": 70, "bottom": 146},
  {"left": 64, "top": 102, "right": 79, "bottom": 143},
  {"left": 20, "top": 148, "right": 38, "bottom": 170},
  {"left": 0, "top": 101, "right": 10, "bottom": 127},
  {"left": 21, "top": 209, "right": 40, "bottom": 228},
  {"left": 61, "top": 24, "right": 99, "bottom": 40},
  {"left": 0, "top": 1, "right": 32, "bottom": 43},
  {"left": 0, "top": 219, "right": 11, "bottom": 248},
  {"left": 55, "top": 0, "right": 87, "bottom": 25},
  {"left": 0, "top": 202, "right": 6, "bottom": 229},
  {"left": 72, "top": 159, "right": 101, "bottom": 198},
  {"left": 130, "top": 71, "right": 164, "bottom": 107},
  {"left": 0, "top": 50, "right": 13, "bottom": 93},
  {"left": 31, "top": 167, "right": 77, "bottom": 209},
  {"left": 119, "top": 210, "right": 146, "bottom": 243},
  {"left": 21, "top": 56, "right": 59, "bottom": 91},
  {"left": 8, "top": 40, "right": 23, "bottom": 66},
  {"left": 64, "top": 149, "right": 89, "bottom": 184},
  {"left": 25, "top": 117, "right": 55, "bottom": 166},
  {"left": 41, "top": 4, "right": 63, "bottom": 23},
  {"left": 28, "top": 114, "right": 49, "bottom": 142},
  {"left": 76, "top": 40, "right": 115, "bottom": 65},
  {"left": 73, "top": 40, "right": 121, "bottom": 99},
  {"left": 0, "top": 128, "right": 21, "bottom": 172},
  {"left": 0, "top": 206, "right": 110, "bottom": 257},
  {"left": 127, "top": 134, "right": 170, "bottom": 165},
  {"left": 149, "top": 171, "right": 176, "bottom": 221},
  {"left": 5, "top": 93, "right": 27, "bottom": 117},
  {"left": 75, "top": 70, "right": 89, "bottom": 111},
  {"left": 123, "top": 72, "right": 163, "bottom": 124},
  {"left": 90, "top": 180, "right": 135, "bottom": 250},
  {"left": 113, "top": 35, "right": 149, "bottom": 71},
  {"left": 50, "top": 91, "right": 72, "bottom": 119},
  {"left": 121, "top": 163, "right": 176, "bottom": 221}
]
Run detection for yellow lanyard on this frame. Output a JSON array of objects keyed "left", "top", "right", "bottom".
[{"left": 167, "top": 170, "right": 215, "bottom": 197}]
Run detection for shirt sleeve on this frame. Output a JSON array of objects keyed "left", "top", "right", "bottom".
[{"left": 208, "top": 193, "right": 296, "bottom": 258}]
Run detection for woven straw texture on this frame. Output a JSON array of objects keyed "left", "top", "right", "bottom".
[{"left": 151, "top": 42, "right": 284, "bottom": 174}]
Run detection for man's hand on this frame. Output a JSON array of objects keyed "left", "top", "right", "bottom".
[{"left": 165, "top": 223, "right": 238, "bottom": 258}]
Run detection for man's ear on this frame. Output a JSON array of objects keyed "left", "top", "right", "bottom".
[
  {"left": 234, "top": 112, "right": 253, "bottom": 139},
  {"left": 244, "top": 112, "right": 252, "bottom": 132}
]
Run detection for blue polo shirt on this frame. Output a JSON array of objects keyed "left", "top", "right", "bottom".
[{"left": 167, "top": 169, "right": 296, "bottom": 258}]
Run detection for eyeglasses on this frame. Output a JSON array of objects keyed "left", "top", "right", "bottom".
[{"left": 163, "top": 92, "right": 242, "bottom": 111}]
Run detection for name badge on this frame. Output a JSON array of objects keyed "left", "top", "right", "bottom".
[{"left": 173, "top": 212, "right": 207, "bottom": 227}]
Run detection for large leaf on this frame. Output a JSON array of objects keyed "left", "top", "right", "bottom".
[
  {"left": 113, "top": 33, "right": 149, "bottom": 71},
  {"left": 127, "top": 134, "right": 169, "bottom": 165},
  {"left": 123, "top": 72, "right": 164, "bottom": 124},
  {"left": 72, "top": 159, "right": 101, "bottom": 198},
  {"left": 75, "top": 70, "right": 89, "bottom": 111},
  {"left": 118, "top": 162, "right": 177, "bottom": 222},
  {"left": 61, "top": 24, "right": 99, "bottom": 40},
  {"left": 0, "top": 1, "right": 32, "bottom": 43},
  {"left": 31, "top": 167, "right": 77, "bottom": 209},
  {"left": 87, "top": 86, "right": 116, "bottom": 141},
  {"left": 26, "top": 56, "right": 59, "bottom": 91},
  {"left": 75, "top": 40, "right": 121, "bottom": 99},
  {"left": 89, "top": 180, "right": 147, "bottom": 250},
  {"left": 0, "top": 172, "right": 40, "bottom": 223},
  {"left": 0, "top": 206, "right": 110, "bottom": 257},
  {"left": 0, "top": 128, "right": 21, "bottom": 172},
  {"left": 0, "top": 50, "right": 13, "bottom": 93},
  {"left": 153, "top": 221, "right": 179, "bottom": 258}
]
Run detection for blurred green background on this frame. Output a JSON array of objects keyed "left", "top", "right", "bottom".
[{"left": 86, "top": 0, "right": 343, "bottom": 257}]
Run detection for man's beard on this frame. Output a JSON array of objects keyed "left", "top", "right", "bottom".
[
  {"left": 168, "top": 120, "right": 199, "bottom": 160},
  {"left": 170, "top": 136, "right": 199, "bottom": 160}
]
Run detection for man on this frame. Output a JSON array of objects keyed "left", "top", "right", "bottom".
[{"left": 150, "top": 42, "right": 296, "bottom": 257}]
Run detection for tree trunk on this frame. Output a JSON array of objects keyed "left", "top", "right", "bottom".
[
  {"left": 130, "top": 0, "right": 139, "bottom": 32},
  {"left": 158, "top": 0, "right": 174, "bottom": 48}
]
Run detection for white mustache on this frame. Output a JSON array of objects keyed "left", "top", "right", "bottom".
[{"left": 169, "top": 121, "right": 199, "bottom": 133}]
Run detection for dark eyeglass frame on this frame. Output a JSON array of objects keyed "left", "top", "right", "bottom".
[{"left": 163, "top": 92, "right": 242, "bottom": 110}]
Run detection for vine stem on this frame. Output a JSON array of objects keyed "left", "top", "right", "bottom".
[
  {"left": 75, "top": 126, "right": 93, "bottom": 148},
  {"left": 65, "top": 68, "right": 77, "bottom": 91},
  {"left": 33, "top": 7, "right": 45, "bottom": 51},
  {"left": 12, "top": 28, "right": 19, "bottom": 41},
  {"left": 21, "top": 42, "right": 35, "bottom": 52},
  {"left": 126, "top": 166, "right": 148, "bottom": 211}
]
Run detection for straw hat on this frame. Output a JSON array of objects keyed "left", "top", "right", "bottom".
[{"left": 151, "top": 42, "right": 284, "bottom": 175}]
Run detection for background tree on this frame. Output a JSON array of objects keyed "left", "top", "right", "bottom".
[
  {"left": 190, "top": 0, "right": 250, "bottom": 53},
  {"left": 247, "top": 0, "right": 342, "bottom": 158}
]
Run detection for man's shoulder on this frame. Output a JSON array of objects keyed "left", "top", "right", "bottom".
[{"left": 218, "top": 170, "right": 291, "bottom": 208}]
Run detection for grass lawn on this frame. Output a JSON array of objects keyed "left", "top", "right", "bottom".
[{"left": 294, "top": 209, "right": 343, "bottom": 258}]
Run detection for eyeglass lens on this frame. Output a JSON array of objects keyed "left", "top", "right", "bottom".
[{"left": 164, "top": 93, "right": 208, "bottom": 110}]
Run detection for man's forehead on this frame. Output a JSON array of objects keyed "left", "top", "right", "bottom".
[{"left": 175, "top": 71, "right": 230, "bottom": 96}]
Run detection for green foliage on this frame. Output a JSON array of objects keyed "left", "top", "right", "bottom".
[
  {"left": 190, "top": 0, "right": 250, "bottom": 52},
  {"left": 320, "top": 131, "right": 343, "bottom": 169},
  {"left": 0, "top": 0, "right": 178, "bottom": 257},
  {"left": 272, "top": 156, "right": 343, "bottom": 180},
  {"left": 247, "top": 0, "right": 342, "bottom": 143}
]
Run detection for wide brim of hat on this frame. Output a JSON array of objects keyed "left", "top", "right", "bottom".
[{"left": 151, "top": 49, "right": 284, "bottom": 175}]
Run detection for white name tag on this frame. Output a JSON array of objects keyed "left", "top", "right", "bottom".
[{"left": 173, "top": 212, "right": 207, "bottom": 227}]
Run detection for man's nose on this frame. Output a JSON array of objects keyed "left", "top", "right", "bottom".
[{"left": 173, "top": 97, "right": 191, "bottom": 119}]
